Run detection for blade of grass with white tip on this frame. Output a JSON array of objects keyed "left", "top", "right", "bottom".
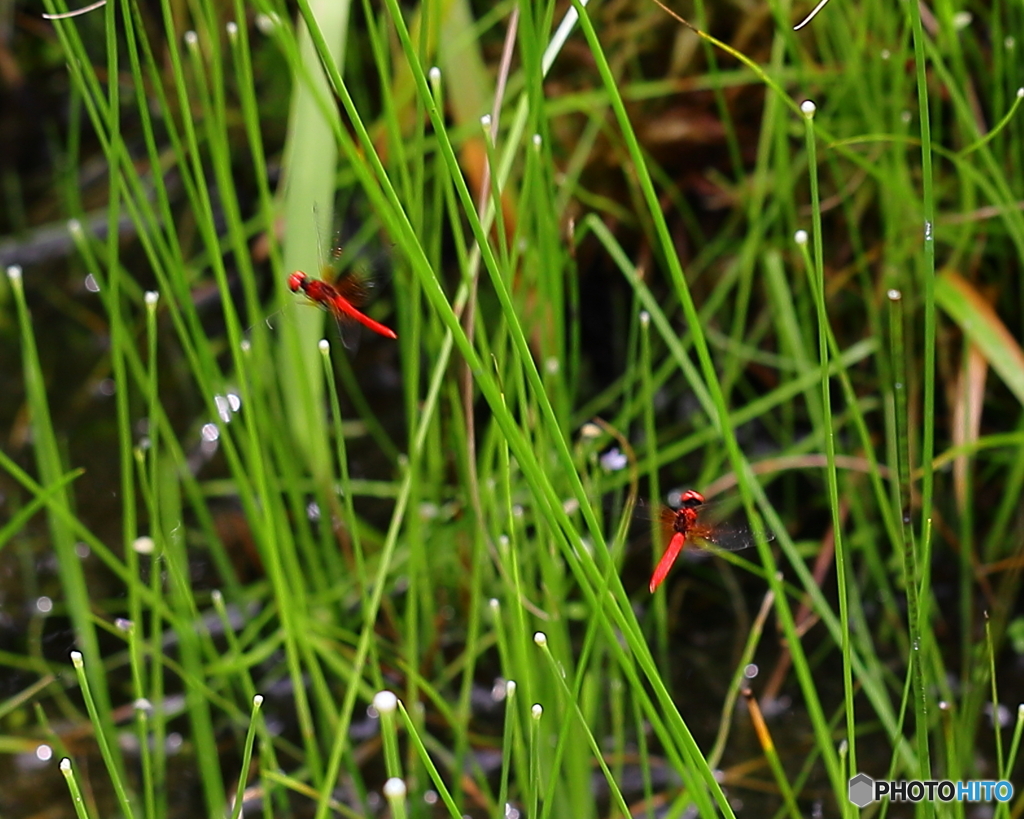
[{"left": 7, "top": 266, "right": 130, "bottom": 787}]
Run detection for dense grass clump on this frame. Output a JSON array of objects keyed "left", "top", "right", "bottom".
[{"left": 1, "top": 0, "right": 1022, "bottom": 817}]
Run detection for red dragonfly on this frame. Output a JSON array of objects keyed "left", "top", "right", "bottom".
[
  {"left": 288, "top": 260, "right": 397, "bottom": 343},
  {"left": 648, "top": 489, "right": 770, "bottom": 593}
]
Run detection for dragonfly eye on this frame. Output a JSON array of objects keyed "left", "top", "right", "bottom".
[
  {"left": 287, "top": 272, "right": 306, "bottom": 292},
  {"left": 675, "top": 489, "right": 705, "bottom": 509}
]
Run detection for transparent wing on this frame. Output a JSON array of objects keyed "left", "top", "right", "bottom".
[{"left": 686, "top": 522, "right": 771, "bottom": 554}]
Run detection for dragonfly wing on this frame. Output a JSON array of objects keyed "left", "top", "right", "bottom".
[
  {"left": 332, "top": 268, "right": 371, "bottom": 303},
  {"left": 689, "top": 523, "right": 773, "bottom": 554},
  {"left": 326, "top": 297, "right": 362, "bottom": 350}
]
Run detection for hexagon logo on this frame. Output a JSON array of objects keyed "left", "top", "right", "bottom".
[{"left": 849, "top": 773, "right": 875, "bottom": 807}]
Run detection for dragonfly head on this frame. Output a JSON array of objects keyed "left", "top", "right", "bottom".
[
  {"left": 675, "top": 489, "right": 705, "bottom": 510},
  {"left": 287, "top": 271, "right": 308, "bottom": 292}
]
